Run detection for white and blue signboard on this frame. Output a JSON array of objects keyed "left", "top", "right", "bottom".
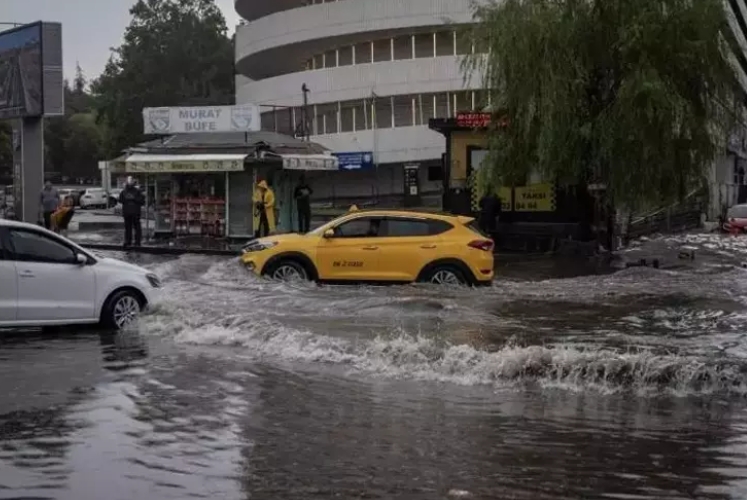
[{"left": 334, "top": 152, "right": 375, "bottom": 171}]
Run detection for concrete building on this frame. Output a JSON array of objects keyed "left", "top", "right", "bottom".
[
  {"left": 234, "top": 0, "right": 747, "bottom": 216},
  {"left": 234, "top": 0, "right": 485, "bottom": 208}
]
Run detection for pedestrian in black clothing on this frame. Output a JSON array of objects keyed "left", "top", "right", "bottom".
[
  {"left": 294, "top": 175, "right": 313, "bottom": 233},
  {"left": 119, "top": 177, "right": 145, "bottom": 248},
  {"left": 478, "top": 191, "right": 502, "bottom": 235}
]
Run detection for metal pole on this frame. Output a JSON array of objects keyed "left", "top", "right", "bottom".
[
  {"left": 302, "top": 84, "right": 310, "bottom": 142},
  {"left": 145, "top": 174, "right": 150, "bottom": 243}
]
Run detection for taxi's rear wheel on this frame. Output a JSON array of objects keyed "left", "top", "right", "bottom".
[
  {"left": 267, "top": 259, "right": 309, "bottom": 282},
  {"left": 424, "top": 265, "right": 467, "bottom": 286}
]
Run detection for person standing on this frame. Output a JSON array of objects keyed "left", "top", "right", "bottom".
[
  {"left": 478, "top": 190, "right": 502, "bottom": 235},
  {"left": 294, "top": 175, "right": 313, "bottom": 233},
  {"left": 119, "top": 177, "right": 145, "bottom": 248},
  {"left": 253, "top": 180, "right": 276, "bottom": 237},
  {"left": 39, "top": 181, "right": 60, "bottom": 230}
]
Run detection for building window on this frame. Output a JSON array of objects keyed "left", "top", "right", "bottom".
[
  {"left": 435, "top": 93, "right": 450, "bottom": 117},
  {"left": 435, "top": 31, "right": 454, "bottom": 56},
  {"left": 416, "top": 93, "right": 436, "bottom": 125},
  {"left": 353, "top": 100, "right": 368, "bottom": 131},
  {"left": 428, "top": 165, "right": 444, "bottom": 182},
  {"left": 324, "top": 50, "right": 337, "bottom": 68},
  {"left": 317, "top": 103, "right": 338, "bottom": 134},
  {"left": 393, "top": 35, "right": 412, "bottom": 60},
  {"left": 355, "top": 42, "right": 372, "bottom": 64},
  {"left": 261, "top": 111, "right": 275, "bottom": 131},
  {"left": 373, "top": 39, "right": 391, "bottom": 62},
  {"left": 313, "top": 54, "right": 323, "bottom": 69},
  {"left": 338, "top": 45, "right": 353, "bottom": 66},
  {"left": 393, "top": 95, "right": 414, "bottom": 127},
  {"left": 474, "top": 90, "right": 489, "bottom": 111},
  {"left": 340, "top": 100, "right": 355, "bottom": 132},
  {"left": 414, "top": 33, "right": 433, "bottom": 58},
  {"left": 374, "top": 96, "right": 392, "bottom": 129},
  {"left": 275, "top": 107, "right": 293, "bottom": 135},
  {"left": 454, "top": 91, "right": 472, "bottom": 113},
  {"left": 456, "top": 32, "right": 472, "bottom": 55}
]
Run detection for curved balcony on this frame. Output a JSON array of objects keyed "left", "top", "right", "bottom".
[
  {"left": 235, "top": 0, "right": 479, "bottom": 80},
  {"left": 236, "top": 56, "right": 481, "bottom": 107}
]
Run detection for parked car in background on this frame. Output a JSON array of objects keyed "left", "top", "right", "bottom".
[
  {"left": 0, "top": 219, "right": 162, "bottom": 330},
  {"left": 723, "top": 204, "right": 747, "bottom": 233},
  {"left": 79, "top": 188, "right": 109, "bottom": 209},
  {"left": 57, "top": 188, "right": 81, "bottom": 206},
  {"left": 108, "top": 188, "right": 122, "bottom": 208}
]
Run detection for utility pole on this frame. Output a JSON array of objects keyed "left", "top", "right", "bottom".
[{"left": 301, "top": 84, "right": 310, "bottom": 142}]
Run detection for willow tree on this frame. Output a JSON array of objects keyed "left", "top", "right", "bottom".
[{"left": 464, "top": 0, "right": 742, "bottom": 211}]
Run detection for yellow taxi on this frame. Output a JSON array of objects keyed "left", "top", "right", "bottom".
[{"left": 240, "top": 210, "right": 495, "bottom": 286}]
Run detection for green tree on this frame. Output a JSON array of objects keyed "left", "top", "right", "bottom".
[
  {"left": 44, "top": 77, "right": 102, "bottom": 180},
  {"left": 91, "top": 0, "right": 234, "bottom": 157},
  {"left": 464, "top": 0, "right": 742, "bottom": 210},
  {"left": 62, "top": 113, "right": 104, "bottom": 179}
]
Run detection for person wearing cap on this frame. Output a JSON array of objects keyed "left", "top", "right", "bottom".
[
  {"left": 119, "top": 176, "right": 145, "bottom": 248},
  {"left": 252, "top": 180, "right": 276, "bottom": 237}
]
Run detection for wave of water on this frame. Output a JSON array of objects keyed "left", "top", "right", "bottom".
[{"left": 129, "top": 251, "right": 747, "bottom": 397}]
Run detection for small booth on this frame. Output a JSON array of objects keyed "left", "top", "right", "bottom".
[
  {"left": 429, "top": 112, "right": 590, "bottom": 250},
  {"left": 111, "top": 131, "right": 336, "bottom": 240}
]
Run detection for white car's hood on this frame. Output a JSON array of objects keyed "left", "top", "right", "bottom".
[{"left": 96, "top": 256, "right": 151, "bottom": 275}]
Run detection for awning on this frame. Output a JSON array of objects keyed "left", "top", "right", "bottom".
[
  {"left": 281, "top": 154, "right": 338, "bottom": 171},
  {"left": 124, "top": 153, "right": 247, "bottom": 173}
]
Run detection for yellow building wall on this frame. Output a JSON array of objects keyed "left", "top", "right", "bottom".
[{"left": 449, "top": 130, "right": 488, "bottom": 183}]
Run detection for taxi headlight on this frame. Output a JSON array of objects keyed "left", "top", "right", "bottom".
[{"left": 242, "top": 240, "right": 278, "bottom": 253}]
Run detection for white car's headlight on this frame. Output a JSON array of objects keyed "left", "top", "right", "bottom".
[
  {"left": 242, "top": 240, "right": 278, "bottom": 253},
  {"left": 146, "top": 273, "right": 162, "bottom": 288}
]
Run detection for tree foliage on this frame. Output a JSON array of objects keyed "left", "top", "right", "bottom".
[
  {"left": 464, "top": 0, "right": 742, "bottom": 208},
  {"left": 91, "top": 0, "right": 234, "bottom": 157},
  {"left": 44, "top": 71, "right": 105, "bottom": 181}
]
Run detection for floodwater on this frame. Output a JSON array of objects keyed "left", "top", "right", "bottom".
[{"left": 4, "top": 233, "right": 747, "bottom": 499}]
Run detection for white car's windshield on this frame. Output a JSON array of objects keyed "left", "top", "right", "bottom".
[{"left": 728, "top": 206, "right": 747, "bottom": 218}]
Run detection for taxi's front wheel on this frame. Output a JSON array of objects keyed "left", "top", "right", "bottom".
[{"left": 266, "top": 259, "right": 310, "bottom": 282}]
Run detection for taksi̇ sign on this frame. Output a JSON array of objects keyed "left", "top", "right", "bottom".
[
  {"left": 333, "top": 151, "right": 374, "bottom": 171},
  {"left": 142, "top": 105, "right": 261, "bottom": 134},
  {"left": 513, "top": 183, "right": 555, "bottom": 212}
]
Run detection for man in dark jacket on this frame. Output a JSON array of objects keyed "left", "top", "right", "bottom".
[
  {"left": 119, "top": 177, "right": 145, "bottom": 248},
  {"left": 478, "top": 190, "right": 502, "bottom": 236},
  {"left": 294, "top": 175, "right": 313, "bottom": 233}
]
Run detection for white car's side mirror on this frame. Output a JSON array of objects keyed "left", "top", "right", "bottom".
[{"left": 76, "top": 253, "right": 88, "bottom": 265}]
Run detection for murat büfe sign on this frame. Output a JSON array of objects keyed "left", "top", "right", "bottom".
[{"left": 142, "top": 104, "right": 261, "bottom": 134}]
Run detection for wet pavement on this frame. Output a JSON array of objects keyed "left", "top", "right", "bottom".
[{"left": 4, "top": 233, "right": 747, "bottom": 499}]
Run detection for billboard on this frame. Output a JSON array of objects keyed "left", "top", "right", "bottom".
[
  {"left": 0, "top": 21, "right": 63, "bottom": 120},
  {"left": 143, "top": 105, "right": 261, "bottom": 135}
]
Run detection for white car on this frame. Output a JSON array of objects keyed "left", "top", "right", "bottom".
[
  {"left": 79, "top": 188, "right": 109, "bottom": 209},
  {"left": 0, "top": 219, "right": 161, "bottom": 330}
]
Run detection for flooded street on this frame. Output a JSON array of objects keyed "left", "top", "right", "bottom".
[{"left": 5, "top": 234, "right": 747, "bottom": 499}]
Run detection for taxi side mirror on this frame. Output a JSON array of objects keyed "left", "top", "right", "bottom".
[{"left": 323, "top": 229, "right": 335, "bottom": 239}]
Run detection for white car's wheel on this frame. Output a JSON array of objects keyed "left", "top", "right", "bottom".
[{"left": 102, "top": 290, "right": 143, "bottom": 330}]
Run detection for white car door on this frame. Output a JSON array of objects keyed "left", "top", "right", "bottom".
[
  {"left": 7, "top": 227, "right": 96, "bottom": 322},
  {"left": 0, "top": 229, "right": 17, "bottom": 322}
]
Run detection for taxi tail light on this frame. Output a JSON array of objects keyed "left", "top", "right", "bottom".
[{"left": 468, "top": 239, "right": 494, "bottom": 252}]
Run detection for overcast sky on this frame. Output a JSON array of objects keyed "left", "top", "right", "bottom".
[{"left": 2, "top": 0, "right": 241, "bottom": 83}]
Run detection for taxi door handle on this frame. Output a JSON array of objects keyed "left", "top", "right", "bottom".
[
  {"left": 420, "top": 244, "right": 437, "bottom": 249},
  {"left": 362, "top": 246, "right": 378, "bottom": 250}
]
